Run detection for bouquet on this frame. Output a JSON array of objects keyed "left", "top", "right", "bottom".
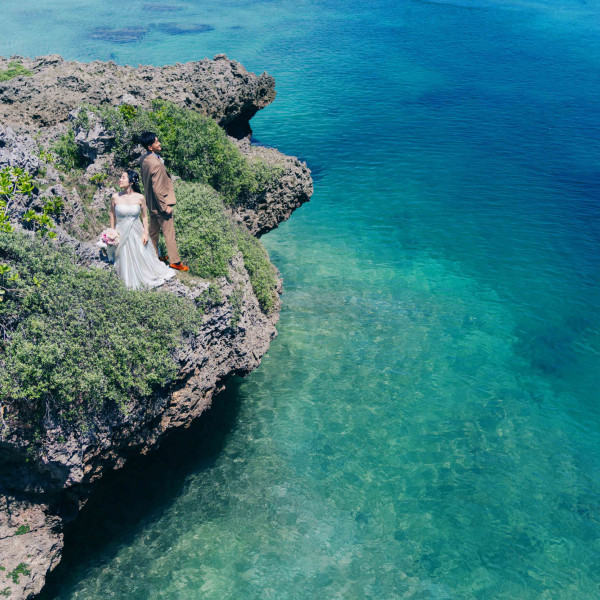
[
  {"left": 97, "top": 228, "right": 120, "bottom": 247},
  {"left": 96, "top": 228, "right": 120, "bottom": 263}
]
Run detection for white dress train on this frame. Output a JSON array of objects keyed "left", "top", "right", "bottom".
[{"left": 114, "top": 203, "right": 175, "bottom": 290}]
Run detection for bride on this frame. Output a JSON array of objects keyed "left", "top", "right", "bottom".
[{"left": 109, "top": 170, "right": 175, "bottom": 290}]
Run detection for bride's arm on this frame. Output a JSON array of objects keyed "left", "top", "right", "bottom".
[
  {"left": 109, "top": 195, "right": 116, "bottom": 229},
  {"left": 140, "top": 197, "right": 149, "bottom": 245}
]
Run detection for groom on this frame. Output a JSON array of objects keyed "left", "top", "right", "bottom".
[{"left": 139, "top": 131, "right": 189, "bottom": 271}]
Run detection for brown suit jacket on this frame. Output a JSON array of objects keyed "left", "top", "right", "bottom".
[{"left": 140, "top": 152, "right": 176, "bottom": 215}]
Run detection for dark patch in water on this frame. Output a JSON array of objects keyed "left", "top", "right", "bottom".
[
  {"left": 527, "top": 330, "right": 578, "bottom": 376},
  {"left": 90, "top": 26, "right": 148, "bottom": 44},
  {"left": 412, "top": 0, "right": 489, "bottom": 11},
  {"left": 153, "top": 22, "right": 214, "bottom": 35},
  {"left": 416, "top": 90, "right": 465, "bottom": 108},
  {"left": 302, "top": 160, "right": 323, "bottom": 182},
  {"left": 142, "top": 3, "right": 183, "bottom": 11}
]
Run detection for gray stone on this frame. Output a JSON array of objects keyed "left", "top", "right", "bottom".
[
  {"left": 71, "top": 109, "right": 114, "bottom": 160},
  {"left": 232, "top": 137, "right": 313, "bottom": 236},
  {"left": 0, "top": 126, "right": 40, "bottom": 174},
  {"left": 0, "top": 54, "right": 276, "bottom": 138}
]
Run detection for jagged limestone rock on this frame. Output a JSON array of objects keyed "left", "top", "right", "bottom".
[
  {"left": 0, "top": 54, "right": 275, "bottom": 138},
  {"left": 0, "top": 54, "right": 308, "bottom": 600}
]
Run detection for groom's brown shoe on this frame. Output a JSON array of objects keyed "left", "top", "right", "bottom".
[{"left": 170, "top": 262, "right": 189, "bottom": 272}]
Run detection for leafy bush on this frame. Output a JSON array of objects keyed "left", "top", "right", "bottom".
[
  {"left": 50, "top": 130, "right": 86, "bottom": 171},
  {"left": 236, "top": 227, "right": 279, "bottom": 315},
  {"left": 119, "top": 103, "right": 138, "bottom": 124},
  {"left": 196, "top": 283, "right": 224, "bottom": 313},
  {"left": 0, "top": 231, "right": 200, "bottom": 427},
  {"left": 0, "top": 166, "right": 36, "bottom": 234},
  {"left": 173, "top": 181, "right": 237, "bottom": 278},
  {"left": 0, "top": 60, "right": 33, "bottom": 82},
  {"left": 143, "top": 100, "right": 279, "bottom": 205},
  {"left": 172, "top": 181, "right": 278, "bottom": 313},
  {"left": 6, "top": 563, "right": 30, "bottom": 584},
  {"left": 89, "top": 172, "right": 108, "bottom": 186},
  {"left": 77, "top": 100, "right": 280, "bottom": 205}
]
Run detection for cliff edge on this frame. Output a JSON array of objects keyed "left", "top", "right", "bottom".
[{"left": 0, "top": 55, "right": 312, "bottom": 600}]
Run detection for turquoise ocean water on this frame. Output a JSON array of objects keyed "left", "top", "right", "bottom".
[{"left": 2, "top": 0, "right": 600, "bottom": 597}]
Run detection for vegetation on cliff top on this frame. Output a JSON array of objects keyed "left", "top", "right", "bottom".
[
  {"left": 173, "top": 181, "right": 279, "bottom": 313},
  {"left": 73, "top": 100, "right": 281, "bottom": 206},
  {"left": 173, "top": 181, "right": 237, "bottom": 279},
  {"left": 41, "top": 101, "right": 281, "bottom": 314},
  {"left": 0, "top": 100, "right": 282, "bottom": 431},
  {"left": 0, "top": 230, "right": 200, "bottom": 427}
]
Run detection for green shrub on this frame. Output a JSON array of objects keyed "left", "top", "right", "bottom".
[
  {"left": 89, "top": 172, "right": 108, "bottom": 186},
  {"left": 171, "top": 181, "right": 278, "bottom": 313},
  {"left": 236, "top": 226, "right": 278, "bottom": 315},
  {"left": 196, "top": 283, "right": 224, "bottom": 313},
  {"left": 79, "top": 100, "right": 280, "bottom": 205},
  {"left": 0, "top": 166, "right": 35, "bottom": 234},
  {"left": 119, "top": 103, "right": 138, "bottom": 124},
  {"left": 0, "top": 231, "right": 200, "bottom": 427},
  {"left": 173, "top": 181, "right": 237, "bottom": 278},
  {"left": 50, "top": 130, "right": 86, "bottom": 171},
  {"left": 0, "top": 61, "right": 33, "bottom": 82},
  {"left": 6, "top": 563, "right": 30, "bottom": 584},
  {"left": 143, "top": 100, "right": 279, "bottom": 205}
]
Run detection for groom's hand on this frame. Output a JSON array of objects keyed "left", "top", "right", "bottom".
[{"left": 163, "top": 205, "right": 173, "bottom": 216}]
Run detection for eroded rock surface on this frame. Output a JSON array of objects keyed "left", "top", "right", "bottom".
[
  {"left": 0, "top": 126, "right": 40, "bottom": 174},
  {"left": 0, "top": 54, "right": 275, "bottom": 137},
  {"left": 0, "top": 497, "right": 62, "bottom": 600},
  {"left": 234, "top": 137, "right": 313, "bottom": 236}
]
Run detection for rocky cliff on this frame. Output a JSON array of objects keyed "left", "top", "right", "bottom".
[
  {"left": 0, "top": 54, "right": 274, "bottom": 138},
  {"left": 0, "top": 55, "right": 312, "bottom": 600}
]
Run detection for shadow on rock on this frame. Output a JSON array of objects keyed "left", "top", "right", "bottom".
[{"left": 38, "top": 379, "right": 244, "bottom": 599}]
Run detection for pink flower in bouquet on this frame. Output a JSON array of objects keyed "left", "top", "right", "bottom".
[{"left": 101, "top": 228, "right": 120, "bottom": 245}]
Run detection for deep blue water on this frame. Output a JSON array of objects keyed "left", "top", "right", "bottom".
[{"left": 3, "top": 0, "right": 600, "bottom": 597}]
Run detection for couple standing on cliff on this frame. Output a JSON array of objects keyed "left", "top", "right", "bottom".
[{"left": 108, "top": 131, "right": 189, "bottom": 290}]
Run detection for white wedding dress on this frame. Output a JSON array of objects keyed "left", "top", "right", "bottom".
[{"left": 114, "top": 203, "right": 175, "bottom": 290}]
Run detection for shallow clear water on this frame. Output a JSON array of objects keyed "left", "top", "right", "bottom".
[{"left": 3, "top": 0, "right": 600, "bottom": 597}]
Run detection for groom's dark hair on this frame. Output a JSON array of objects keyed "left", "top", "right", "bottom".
[{"left": 140, "top": 131, "right": 157, "bottom": 151}]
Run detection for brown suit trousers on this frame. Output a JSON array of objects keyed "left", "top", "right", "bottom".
[
  {"left": 148, "top": 212, "right": 180, "bottom": 264},
  {"left": 140, "top": 152, "right": 181, "bottom": 263}
]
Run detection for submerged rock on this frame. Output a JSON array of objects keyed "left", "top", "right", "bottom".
[
  {"left": 154, "top": 22, "right": 214, "bottom": 35},
  {"left": 89, "top": 26, "right": 149, "bottom": 44}
]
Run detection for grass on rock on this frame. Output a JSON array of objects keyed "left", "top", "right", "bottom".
[
  {"left": 0, "top": 230, "right": 200, "bottom": 427},
  {"left": 0, "top": 61, "right": 33, "bottom": 82}
]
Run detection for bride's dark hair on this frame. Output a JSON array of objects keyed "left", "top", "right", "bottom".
[{"left": 125, "top": 169, "right": 142, "bottom": 194}]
